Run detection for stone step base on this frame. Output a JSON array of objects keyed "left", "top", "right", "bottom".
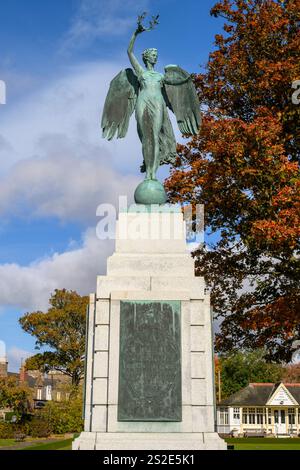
[{"left": 72, "top": 432, "right": 227, "bottom": 450}]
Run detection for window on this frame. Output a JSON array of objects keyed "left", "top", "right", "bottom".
[
  {"left": 248, "top": 407, "right": 256, "bottom": 424},
  {"left": 242, "top": 408, "right": 248, "bottom": 424},
  {"left": 288, "top": 408, "right": 295, "bottom": 425},
  {"left": 274, "top": 410, "right": 279, "bottom": 424},
  {"left": 233, "top": 407, "right": 240, "bottom": 420},
  {"left": 56, "top": 391, "right": 61, "bottom": 402},
  {"left": 37, "top": 388, "right": 42, "bottom": 400},
  {"left": 256, "top": 408, "right": 263, "bottom": 425},
  {"left": 268, "top": 408, "right": 272, "bottom": 425},
  {"left": 219, "top": 407, "right": 229, "bottom": 425},
  {"left": 46, "top": 385, "right": 52, "bottom": 401}
]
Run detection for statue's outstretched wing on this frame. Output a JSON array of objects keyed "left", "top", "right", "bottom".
[
  {"left": 101, "top": 68, "right": 139, "bottom": 140},
  {"left": 163, "top": 65, "right": 201, "bottom": 135}
]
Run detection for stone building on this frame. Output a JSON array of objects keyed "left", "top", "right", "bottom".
[
  {"left": 21, "top": 367, "right": 72, "bottom": 409},
  {"left": 0, "top": 356, "right": 72, "bottom": 418}
]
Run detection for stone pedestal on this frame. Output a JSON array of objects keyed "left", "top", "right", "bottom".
[{"left": 73, "top": 206, "right": 226, "bottom": 450}]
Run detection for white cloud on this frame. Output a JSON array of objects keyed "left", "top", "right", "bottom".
[
  {"left": 0, "top": 61, "right": 142, "bottom": 222},
  {"left": 0, "top": 340, "right": 6, "bottom": 357},
  {"left": 0, "top": 141, "right": 137, "bottom": 223},
  {"left": 0, "top": 61, "right": 140, "bottom": 171},
  {"left": 0, "top": 135, "right": 12, "bottom": 152},
  {"left": 7, "top": 347, "right": 32, "bottom": 372},
  {"left": 61, "top": 0, "right": 149, "bottom": 52},
  {"left": 0, "top": 228, "right": 114, "bottom": 311},
  {"left": 0, "top": 58, "right": 183, "bottom": 315},
  {"left": 0, "top": 60, "right": 182, "bottom": 223}
]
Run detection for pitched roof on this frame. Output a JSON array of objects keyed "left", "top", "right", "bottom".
[
  {"left": 25, "top": 375, "right": 55, "bottom": 388},
  {"left": 7, "top": 372, "right": 19, "bottom": 379},
  {"left": 285, "top": 384, "right": 300, "bottom": 404},
  {"left": 219, "top": 383, "right": 300, "bottom": 406}
]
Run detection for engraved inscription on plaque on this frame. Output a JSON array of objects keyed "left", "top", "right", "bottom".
[{"left": 118, "top": 300, "right": 182, "bottom": 422}]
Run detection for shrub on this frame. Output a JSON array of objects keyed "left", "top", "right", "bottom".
[
  {"left": 0, "top": 422, "right": 15, "bottom": 439},
  {"left": 0, "top": 419, "right": 32, "bottom": 439},
  {"left": 4, "top": 412, "right": 16, "bottom": 422},
  {"left": 28, "top": 417, "right": 51, "bottom": 438},
  {"left": 43, "top": 392, "right": 83, "bottom": 434},
  {"left": 15, "top": 422, "right": 30, "bottom": 436}
]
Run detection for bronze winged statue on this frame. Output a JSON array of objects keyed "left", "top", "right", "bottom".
[{"left": 101, "top": 13, "right": 201, "bottom": 204}]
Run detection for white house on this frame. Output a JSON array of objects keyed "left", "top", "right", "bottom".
[{"left": 217, "top": 382, "right": 300, "bottom": 437}]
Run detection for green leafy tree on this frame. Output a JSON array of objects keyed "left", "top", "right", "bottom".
[
  {"left": 19, "top": 289, "right": 88, "bottom": 386},
  {"left": 0, "top": 376, "right": 31, "bottom": 418},
  {"left": 219, "top": 349, "right": 284, "bottom": 399}
]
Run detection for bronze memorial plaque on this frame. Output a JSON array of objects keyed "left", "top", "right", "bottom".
[{"left": 118, "top": 300, "right": 182, "bottom": 422}]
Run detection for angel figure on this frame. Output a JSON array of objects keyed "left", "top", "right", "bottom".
[{"left": 101, "top": 14, "right": 201, "bottom": 204}]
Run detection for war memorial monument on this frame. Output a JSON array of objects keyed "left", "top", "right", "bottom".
[{"left": 73, "top": 14, "right": 226, "bottom": 451}]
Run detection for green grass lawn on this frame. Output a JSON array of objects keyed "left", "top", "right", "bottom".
[
  {"left": 19, "top": 436, "right": 300, "bottom": 451},
  {"left": 0, "top": 436, "right": 74, "bottom": 451},
  {"left": 1, "top": 436, "right": 300, "bottom": 451},
  {"left": 0, "top": 439, "right": 17, "bottom": 447},
  {"left": 22, "top": 438, "right": 73, "bottom": 451},
  {"left": 225, "top": 437, "right": 300, "bottom": 451}
]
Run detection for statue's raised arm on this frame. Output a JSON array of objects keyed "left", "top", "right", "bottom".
[
  {"left": 101, "top": 13, "right": 159, "bottom": 141},
  {"left": 127, "top": 14, "right": 150, "bottom": 77}
]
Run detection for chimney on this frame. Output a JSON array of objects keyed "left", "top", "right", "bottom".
[
  {"left": 0, "top": 356, "right": 8, "bottom": 378},
  {"left": 19, "top": 361, "right": 28, "bottom": 383}
]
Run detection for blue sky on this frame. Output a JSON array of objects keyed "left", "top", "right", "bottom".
[{"left": 0, "top": 0, "right": 224, "bottom": 371}]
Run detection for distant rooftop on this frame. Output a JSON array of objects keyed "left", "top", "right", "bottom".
[{"left": 220, "top": 383, "right": 300, "bottom": 406}]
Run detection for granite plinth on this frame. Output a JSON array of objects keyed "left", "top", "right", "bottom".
[{"left": 73, "top": 206, "right": 226, "bottom": 451}]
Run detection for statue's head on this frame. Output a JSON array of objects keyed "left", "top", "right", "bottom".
[{"left": 142, "top": 48, "right": 158, "bottom": 66}]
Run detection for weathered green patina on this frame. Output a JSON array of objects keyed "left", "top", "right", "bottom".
[
  {"left": 134, "top": 179, "right": 167, "bottom": 205},
  {"left": 101, "top": 13, "right": 201, "bottom": 204},
  {"left": 118, "top": 300, "right": 182, "bottom": 422}
]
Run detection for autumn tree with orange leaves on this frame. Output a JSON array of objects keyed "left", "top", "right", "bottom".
[
  {"left": 283, "top": 363, "right": 300, "bottom": 382},
  {"left": 166, "top": 0, "right": 300, "bottom": 361}
]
